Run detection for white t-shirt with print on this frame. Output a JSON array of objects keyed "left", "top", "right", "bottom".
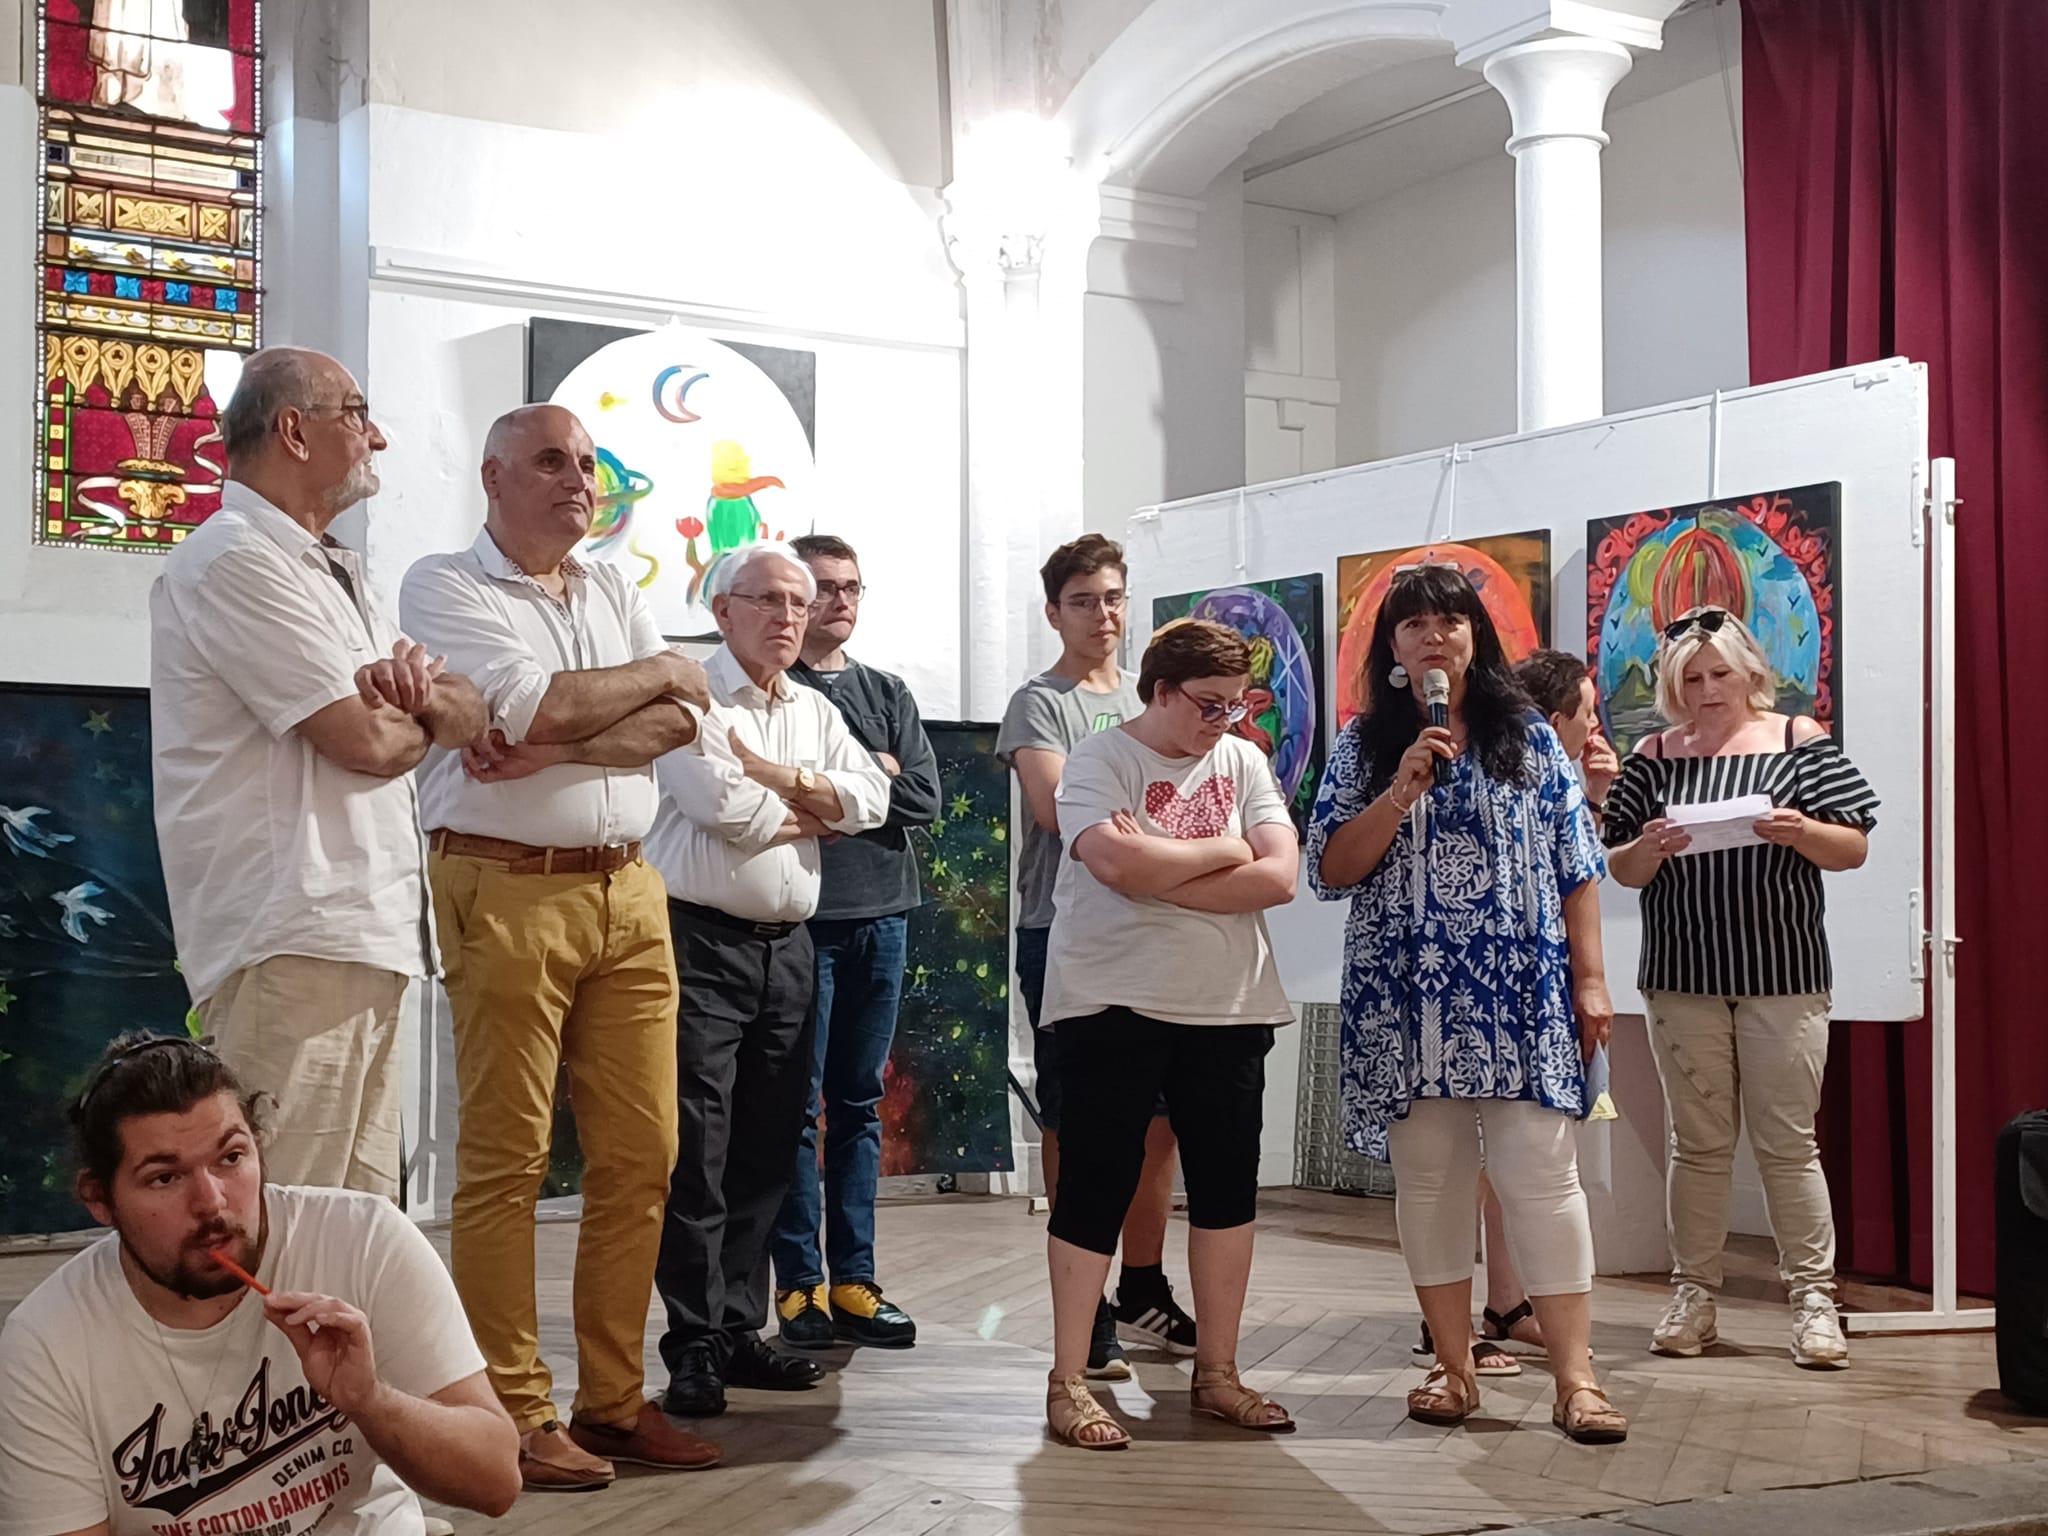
[
  {"left": 0, "top": 1186, "right": 486, "bottom": 1536},
  {"left": 1042, "top": 729, "right": 1296, "bottom": 1029}
]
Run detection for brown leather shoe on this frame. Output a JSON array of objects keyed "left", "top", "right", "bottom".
[
  {"left": 519, "top": 1421, "right": 615, "bottom": 1492},
  {"left": 568, "top": 1401, "right": 723, "bottom": 1471}
]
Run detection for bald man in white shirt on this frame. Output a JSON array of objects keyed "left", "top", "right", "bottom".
[
  {"left": 401, "top": 404, "right": 718, "bottom": 1493},
  {"left": 645, "top": 543, "right": 890, "bottom": 1420}
]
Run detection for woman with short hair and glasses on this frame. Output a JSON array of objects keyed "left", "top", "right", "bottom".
[
  {"left": 1602, "top": 606, "right": 1877, "bottom": 1370},
  {"left": 1307, "top": 564, "right": 1624, "bottom": 1444},
  {"left": 1038, "top": 619, "right": 1299, "bottom": 1450}
]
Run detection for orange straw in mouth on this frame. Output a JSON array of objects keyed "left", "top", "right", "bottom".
[{"left": 212, "top": 1248, "right": 268, "bottom": 1295}]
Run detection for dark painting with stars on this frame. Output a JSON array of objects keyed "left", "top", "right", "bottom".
[
  {"left": 0, "top": 685, "right": 186, "bottom": 1234},
  {"left": 883, "top": 722, "right": 1011, "bottom": 1175},
  {"left": 541, "top": 722, "right": 1013, "bottom": 1193}
]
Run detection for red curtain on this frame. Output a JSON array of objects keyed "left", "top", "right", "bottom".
[{"left": 1741, "top": 0, "right": 2048, "bottom": 1294}]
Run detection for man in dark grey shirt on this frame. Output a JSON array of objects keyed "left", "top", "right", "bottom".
[
  {"left": 770, "top": 535, "right": 942, "bottom": 1351},
  {"left": 996, "top": 533, "right": 1198, "bottom": 1378}
]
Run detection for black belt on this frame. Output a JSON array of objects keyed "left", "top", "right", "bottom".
[{"left": 670, "top": 898, "right": 802, "bottom": 941}]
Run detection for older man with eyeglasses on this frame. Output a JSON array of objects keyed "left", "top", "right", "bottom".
[
  {"left": 645, "top": 542, "right": 891, "bottom": 1422},
  {"left": 151, "top": 346, "right": 487, "bottom": 1206}
]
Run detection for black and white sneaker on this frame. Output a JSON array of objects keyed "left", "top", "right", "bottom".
[
  {"left": 1086, "top": 1296, "right": 1132, "bottom": 1380},
  {"left": 1113, "top": 1280, "right": 1198, "bottom": 1356}
]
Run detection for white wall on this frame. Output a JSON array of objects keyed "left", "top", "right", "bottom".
[
  {"left": 1082, "top": 164, "right": 1248, "bottom": 540},
  {"left": 1244, "top": 204, "right": 1340, "bottom": 485},
  {"left": 1331, "top": 68, "right": 1748, "bottom": 467}
]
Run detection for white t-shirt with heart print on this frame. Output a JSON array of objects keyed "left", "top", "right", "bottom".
[{"left": 1042, "top": 728, "right": 1296, "bottom": 1028}]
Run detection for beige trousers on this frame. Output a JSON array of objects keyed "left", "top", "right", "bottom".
[
  {"left": 200, "top": 955, "right": 409, "bottom": 1201},
  {"left": 1644, "top": 990, "right": 1837, "bottom": 1297}
]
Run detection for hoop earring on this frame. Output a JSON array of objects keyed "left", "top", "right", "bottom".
[{"left": 1388, "top": 665, "right": 1409, "bottom": 690}]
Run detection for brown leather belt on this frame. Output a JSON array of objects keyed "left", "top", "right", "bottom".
[{"left": 430, "top": 829, "right": 642, "bottom": 875}]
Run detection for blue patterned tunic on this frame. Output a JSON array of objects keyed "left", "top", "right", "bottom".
[{"left": 1305, "top": 715, "right": 1605, "bottom": 1161}]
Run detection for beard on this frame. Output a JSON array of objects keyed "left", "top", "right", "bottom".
[
  {"left": 324, "top": 458, "right": 380, "bottom": 515},
  {"left": 122, "top": 1212, "right": 262, "bottom": 1301}
]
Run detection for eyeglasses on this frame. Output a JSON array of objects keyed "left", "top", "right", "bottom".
[
  {"left": 1061, "top": 591, "right": 1128, "bottom": 615},
  {"left": 812, "top": 581, "right": 866, "bottom": 605},
  {"left": 76, "top": 1034, "right": 219, "bottom": 1112},
  {"left": 1188, "top": 694, "right": 1251, "bottom": 726},
  {"left": 725, "top": 591, "right": 812, "bottom": 618},
  {"left": 1662, "top": 607, "right": 1731, "bottom": 643},
  {"left": 301, "top": 399, "right": 373, "bottom": 433}
]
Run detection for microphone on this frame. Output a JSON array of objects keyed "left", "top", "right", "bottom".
[{"left": 1423, "top": 669, "right": 1451, "bottom": 789}]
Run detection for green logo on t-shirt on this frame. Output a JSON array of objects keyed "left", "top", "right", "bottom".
[{"left": 1091, "top": 711, "right": 1124, "bottom": 732}]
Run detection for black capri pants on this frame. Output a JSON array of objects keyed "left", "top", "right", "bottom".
[{"left": 1046, "top": 1006, "right": 1276, "bottom": 1256}]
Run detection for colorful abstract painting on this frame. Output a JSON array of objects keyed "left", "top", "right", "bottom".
[
  {"left": 1152, "top": 576, "right": 1326, "bottom": 831},
  {"left": 34, "top": 1, "right": 262, "bottom": 551},
  {"left": 1334, "top": 533, "right": 1553, "bottom": 725},
  {"left": 0, "top": 685, "right": 188, "bottom": 1235},
  {"left": 886, "top": 722, "right": 1011, "bottom": 1175},
  {"left": 1587, "top": 483, "right": 1842, "bottom": 756},
  {"left": 540, "top": 721, "right": 1012, "bottom": 1195},
  {"left": 537, "top": 324, "right": 817, "bottom": 639}
]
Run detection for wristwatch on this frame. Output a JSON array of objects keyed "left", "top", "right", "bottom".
[{"left": 794, "top": 767, "right": 818, "bottom": 796}]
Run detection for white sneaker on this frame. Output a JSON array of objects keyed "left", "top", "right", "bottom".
[
  {"left": 423, "top": 1520, "right": 456, "bottom": 1536},
  {"left": 1650, "top": 1283, "right": 1718, "bottom": 1356},
  {"left": 1791, "top": 1289, "right": 1849, "bottom": 1369}
]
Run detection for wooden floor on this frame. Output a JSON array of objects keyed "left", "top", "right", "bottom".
[{"left": 6, "top": 1191, "right": 2042, "bottom": 1534}]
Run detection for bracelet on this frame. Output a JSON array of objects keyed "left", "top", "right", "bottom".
[{"left": 1387, "top": 788, "right": 1417, "bottom": 816}]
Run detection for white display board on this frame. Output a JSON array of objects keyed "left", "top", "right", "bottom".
[{"left": 1126, "top": 360, "right": 1929, "bottom": 1025}]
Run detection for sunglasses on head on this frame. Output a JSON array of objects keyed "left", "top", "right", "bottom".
[{"left": 1663, "top": 607, "right": 1731, "bottom": 643}]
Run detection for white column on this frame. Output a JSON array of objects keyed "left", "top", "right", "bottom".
[
  {"left": 1481, "top": 37, "right": 1632, "bottom": 432},
  {"left": 943, "top": 116, "right": 1095, "bottom": 719}
]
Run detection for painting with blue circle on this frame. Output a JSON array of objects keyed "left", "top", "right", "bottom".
[{"left": 1152, "top": 575, "right": 1327, "bottom": 833}]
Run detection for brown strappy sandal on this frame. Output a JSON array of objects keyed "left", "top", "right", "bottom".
[
  {"left": 1552, "top": 1384, "right": 1628, "bottom": 1444},
  {"left": 1406, "top": 1362, "right": 1479, "bottom": 1426},
  {"left": 1190, "top": 1363, "right": 1295, "bottom": 1433},
  {"left": 1046, "top": 1371, "right": 1131, "bottom": 1450}
]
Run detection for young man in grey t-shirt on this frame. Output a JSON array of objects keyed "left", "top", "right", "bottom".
[{"left": 996, "top": 533, "right": 1197, "bottom": 1378}]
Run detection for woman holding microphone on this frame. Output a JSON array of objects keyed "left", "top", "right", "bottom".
[
  {"left": 1603, "top": 606, "right": 1877, "bottom": 1369},
  {"left": 1307, "top": 564, "right": 1624, "bottom": 1443}
]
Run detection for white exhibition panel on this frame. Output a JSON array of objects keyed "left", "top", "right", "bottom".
[{"left": 1126, "top": 359, "right": 1929, "bottom": 1025}]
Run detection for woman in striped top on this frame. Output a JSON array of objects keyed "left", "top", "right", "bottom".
[{"left": 1603, "top": 607, "right": 1878, "bottom": 1371}]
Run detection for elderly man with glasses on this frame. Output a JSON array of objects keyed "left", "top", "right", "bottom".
[
  {"left": 151, "top": 346, "right": 487, "bottom": 1206},
  {"left": 645, "top": 542, "right": 891, "bottom": 1422}
]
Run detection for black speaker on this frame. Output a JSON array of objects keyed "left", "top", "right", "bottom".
[{"left": 1996, "top": 1110, "right": 2048, "bottom": 1414}]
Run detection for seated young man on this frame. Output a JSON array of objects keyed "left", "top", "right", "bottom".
[{"left": 0, "top": 1033, "right": 523, "bottom": 1536}]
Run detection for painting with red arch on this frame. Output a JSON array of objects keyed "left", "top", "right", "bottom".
[
  {"left": 1586, "top": 482, "right": 1842, "bottom": 757},
  {"left": 1334, "top": 533, "right": 1553, "bottom": 727}
]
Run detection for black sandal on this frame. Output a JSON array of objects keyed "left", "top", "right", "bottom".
[
  {"left": 1411, "top": 1322, "right": 1521, "bottom": 1376},
  {"left": 1482, "top": 1300, "right": 1594, "bottom": 1361}
]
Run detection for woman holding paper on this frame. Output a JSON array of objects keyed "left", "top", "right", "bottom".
[
  {"left": 1603, "top": 606, "right": 1878, "bottom": 1371},
  {"left": 1307, "top": 565, "right": 1624, "bottom": 1444}
]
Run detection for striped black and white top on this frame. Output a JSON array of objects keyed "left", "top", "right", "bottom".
[{"left": 1602, "top": 722, "right": 1880, "bottom": 997}]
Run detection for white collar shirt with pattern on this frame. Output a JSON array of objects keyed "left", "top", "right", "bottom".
[{"left": 645, "top": 644, "right": 892, "bottom": 924}]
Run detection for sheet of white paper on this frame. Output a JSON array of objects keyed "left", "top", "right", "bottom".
[{"left": 1665, "top": 793, "right": 1773, "bottom": 855}]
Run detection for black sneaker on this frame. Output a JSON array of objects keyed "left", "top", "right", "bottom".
[
  {"left": 1113, "top": 1278, "right": 1198, "bottom": 1356},
  {"left": 830, "top": 1281, "right": 918, "bottom": 1349},
  {"left": 1086, "top": 1295, "right": 1132, "bottom": 1380},
  {"left": 776, "top": 1284, "right": 835, "bottom": 1350}
]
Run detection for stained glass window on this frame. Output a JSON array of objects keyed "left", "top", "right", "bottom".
[{"left": 33, "top": 1, "right": 261, "bottom": 552}]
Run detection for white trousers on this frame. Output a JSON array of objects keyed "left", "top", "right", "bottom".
[{"left": 1388, "top": 1097, "right": 1595, "bottom": 1296}]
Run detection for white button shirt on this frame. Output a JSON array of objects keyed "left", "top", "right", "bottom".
[
  {"left": 149, "top": 485, "right": 432, "bottom": 1006},
  {"left": 647, "top": 646, "right": 891, "bottom": 923},
  {"left": 401, "top": 530, "right": 668, "bottom": 848}
]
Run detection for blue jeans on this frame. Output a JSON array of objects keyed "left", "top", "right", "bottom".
[{"left": 771, "top": 914, "right": 908, "bottom": 1289}]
